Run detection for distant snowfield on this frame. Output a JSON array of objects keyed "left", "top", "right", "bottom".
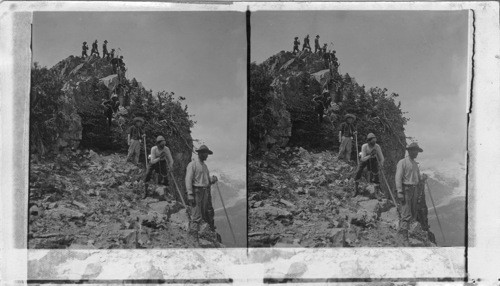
[
  {"left": 213, "top": 188, "right": 246, "bottom": 212},
  {"left": 421, "top": 159, "right": 466, "bottom": 198},
  {"left": 210, "top": 161, "right": 246, "bottom": 182}
]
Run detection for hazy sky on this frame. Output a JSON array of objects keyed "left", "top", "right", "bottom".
[
  {"left": 33, "top": 12, "right": 247, "bottom": 177},
  {"left": 252, "top": 11, "right": 469, "bottom": 169}
]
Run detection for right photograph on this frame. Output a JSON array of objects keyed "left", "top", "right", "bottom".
[{"left": 248, "top": 10, "right": 469, "bottom": 247}]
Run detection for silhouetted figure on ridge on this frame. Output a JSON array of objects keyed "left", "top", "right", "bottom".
[
  {"left": 302, "top": 34, "right": 311, "bottom": 52},
  {"left": 81, "top": 42, "right": 89, "bottom": 58},
  {"left": 91, "top": 40, "right": 100, "bottom": 57},
  {"left": 292, "top": 37, "right": 300, "bottom": 54},
  {"left": 314, "top": 35, "right": 321, "bottom": 53},
  {"left": 103, "top": 40, "right": 110, "bottom": 59}
]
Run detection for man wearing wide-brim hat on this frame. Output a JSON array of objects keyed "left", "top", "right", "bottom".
[
  {"left": 82, "top": 41, "right": 89, "bottom": 58},
  {"left": 338, "top": 113, "right": 357, "bottom": 162},
  {"left": 314, "top": 34, "right": 321, "bottom": 54},
  {"left": 185, "top": 145, "right": 218, "bottom": 240},
  {"left": 103, "top": 40, "right": 110, "bottom": 59},
  {"left": 293, "top": 37, "right": 300, "bottom": 54},
  {"left": 126, "top": 117, "right": 145, "bottom": 165},
  {"left": 91, "top": 39, "right": 100, "bottom": 57},
  {"left": 395, "top": 142, "right": 429, "bottom": 245}
]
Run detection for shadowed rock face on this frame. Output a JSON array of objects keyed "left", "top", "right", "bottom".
[{"left": 34, "top": 54, "right": 193, "bottom": 199}]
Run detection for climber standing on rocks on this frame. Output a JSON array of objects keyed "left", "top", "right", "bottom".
[
  {"left": 110, "top": 48, "right": 115, "bottom": 59},
  {"left": 314, "top": 35, "right": 321, "bottom": 53},
  {"left": 354, "top": 133, "right": 385, "bottom": 196},
  {"left": 323, "top": 49, "right": 331, "bottom": 69},
  {"left": 91, "top": 40, "right": 100, "bottom": 57},
  {"left": 313, "top": 90, "right": 332, "bottom": 123},
  {"left": 111, "top": 56, "right": 119, "bottom": 73},
  {"left": 395, "top": 142, "right": 429, "bottom": 244},
  {"left": 331, "top": 50, "right": 339, "bottom": 72},
  {"left": 293, "top": 37, "right": 300, "bottom": 54},
  {"left": 117, "top": 56, "right": 125, "bottom": 81},
  {"left": 127, "top": 117, "right": 145, "bottom": 165},
  {"left": 302, "top": 34, "right": 311, "bottom": 52},
  {"left": 81, "top": 42, "right": 89, "bottom": 58},
  {"left": 322, "top": 43, "right": 328, "bottom": 55},
  {"left": 338, "top": 114, "right": 357, "bottom": 162},
  {"left": 103, "top": 40, "right": 109, "bottom": 59},
  {"left": 186, "top": 145, "right": 218, "bottom": 240},
  {"left": 101, "top": 94, "right": 120, "bottom": 127},
  {"left": 144, "top": 136, "right": 174, "bottom": 199}
]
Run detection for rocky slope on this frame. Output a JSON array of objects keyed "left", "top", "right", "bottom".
[
  {"left": 248, "top": 147, "right": 435, "bottom": 247},
  {"left": 28, "top": 150, "right": 223, "bottom": 249}
]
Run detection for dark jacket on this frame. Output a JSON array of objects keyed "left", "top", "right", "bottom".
[{"left": 339, "top": 122, "right": 356, "bottom": 137}]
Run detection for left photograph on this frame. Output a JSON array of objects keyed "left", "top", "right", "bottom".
[{"left": 28, "top": 12, "right": 247, "bottom": 248}]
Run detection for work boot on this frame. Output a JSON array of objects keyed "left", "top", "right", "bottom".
[
  {"left": 189, "top": 228, "right": 199, "bottom": 245},
  {"left": 143, "top": 183, "right": 149, "bottom": 199},
  {"left": 375, "top": 184, "right": 384, "bottom": 200},
  {"left": 397, "top": 229, "right": 409, "bottom": 246}
]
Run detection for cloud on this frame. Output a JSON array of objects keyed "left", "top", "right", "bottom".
[{"left": 190, "top": 96, "right": 246, "bottom": 168}]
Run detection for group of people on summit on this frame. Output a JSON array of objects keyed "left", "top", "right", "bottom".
[
  {"left": 81, "top": 39, "right": 126, "bottom": 74},
  {"left": 292, "top": 34, "right": 340, "bottom": 70},
  {"left": 336, "top": 114, "right": 431, "bottom": 245},
  {"left": 82, "top": 39, "right": 115, "bottom": 59}
]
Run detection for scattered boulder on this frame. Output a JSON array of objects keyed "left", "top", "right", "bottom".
[
  {"left": 248, "top": 232, "right": 281, "bottom": 247},
  {"left": 350, "top": 209, "right": 376, "bottom": 228},
  {"left": 46, "top": 207, "right": 85, "bottom": 219},
  {"left": 118, "top": 229, "right": 137, "bottom": 246},
  {"left": 169, "top": 209, "right": 189, "bottom": 231},
  {"left": 279, "top": 199, "right": 296, "bottom": 208},
  {"left": 311, "top": 69, "right": 331, "bottom": 86},
  {"left": 99, "top": 74, "right": 119, "bottom": 91},
  {"left": 358, "top": 199, "right": 381, "bottom": 219},
  {"left": 252, "top": 205, "right": 292, "bottom": 219},
  {"left": 328, "top": 228, "right": 345, "bottom": 246},
  {"left": 72, "top": 201, "right": 87, "bottom": 210},
  {"left": 378, "top": 199, "right": 392, "bottom": 213},
  {"left": 380, "top": 207, "right": 399, "bottom": 229},
  {"left": 149, "top": 201, "right": 183, "bottom": 216}
]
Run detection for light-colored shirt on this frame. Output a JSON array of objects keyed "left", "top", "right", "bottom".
[
  {"left": 150, "top": 145, "right": 173, "bottom": 168},
  {"left": 185, "top": 157, "right": 214, "bottom": 196},
  {"left": 395, "top": 156, "right": 421, "bottom": 194},
  {"left": 360, "top": 143, "right": 384, "bottom": 165}
]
